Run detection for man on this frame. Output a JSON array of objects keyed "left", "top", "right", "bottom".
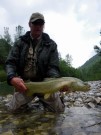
[{"left": 5, "top": 12, "right": 65, "bottom": 112}]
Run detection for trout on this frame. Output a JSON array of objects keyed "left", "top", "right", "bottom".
[{"left": 25, "top": 77, "right": 90, "bottom": 98}]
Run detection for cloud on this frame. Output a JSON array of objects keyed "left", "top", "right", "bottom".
[
  {"left": 43, "top": 5, "right": 100, "bottom": 67},
  {"left": 0, "top": 0, "right": 101, "bottom": 67}
]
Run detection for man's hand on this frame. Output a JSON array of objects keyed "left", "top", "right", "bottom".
[{"left": 10, "top": 77, "right": 27, "bottom": 93}]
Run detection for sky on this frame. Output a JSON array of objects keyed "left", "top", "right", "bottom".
[{"left": 0, "top": 0, "right": 101, "bottom": 68}]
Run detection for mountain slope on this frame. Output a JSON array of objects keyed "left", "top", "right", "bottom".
[
  {"left": 79, "top": 54, "right": 101, "bottom": 70},
  {"left": 78, "top": 54, "right": 101, "bottom": 81}
]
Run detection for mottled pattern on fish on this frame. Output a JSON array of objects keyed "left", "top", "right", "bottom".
[{"left": 25, "top": 77, "right": 90, "bottom": 97}]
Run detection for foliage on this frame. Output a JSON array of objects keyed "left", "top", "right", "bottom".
[
  {"left": 81, "top": 29, "right": 101, "bottom": 81},
  {"left": 79, "top": 54, "right": 101, "bottom": 70},
  {"left": 4, "top": 27, "right": 12, "bottom": 45},
  {"left": 79, "top": 54, "right": 101, "bottom": 81},
  {"left": 0, "top": 25, "right": 24, "bottom": 65},
  {"left": 14, "top": 25, "right": 25, "bottom": 42},
  {"left": 94, "top": 30, "right": 101, "bottom": 55},
  {"left": 0, "top": 81, "right": 13, "bottom": 95},
  {"left": 94, "top": 45, "right": 101, "bottom": 55},
  {"left": 0, "top": 38, "right": 11, "bottom": 64},
  {"left": 0, "top": 69, "right": 7, "bottom": 82},
  {"left": 59, "top": 56, "right": 82, "bottom": 79},
  {"left": 65, "top": 54, "right": 72, "bottom": 67}
]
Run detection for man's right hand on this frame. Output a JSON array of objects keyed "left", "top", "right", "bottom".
[{"left": 10, "top": 77, "right": 27, "bottom": 93}]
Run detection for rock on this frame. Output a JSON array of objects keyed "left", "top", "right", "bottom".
[
  {"left": 0, "top": 130, "right": 13, "bottom": 135},
  {"left": 87, "top": 102, "right": 95, "bottom": 108},
  {"left": 94, "top": 97, "right": 101, "bottom": 104},
  {"left": 73, "top": 132, "right": 87, "bottom": 135}
]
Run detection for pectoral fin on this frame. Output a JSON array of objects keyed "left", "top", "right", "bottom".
[{"left": 44, "top": 93, "right": 51, "bottom": 99}]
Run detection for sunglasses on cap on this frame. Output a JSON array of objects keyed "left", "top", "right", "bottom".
[{"left": 32, "top": 19, "right": 45, "bottom": 26}]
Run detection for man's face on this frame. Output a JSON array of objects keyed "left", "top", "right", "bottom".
[{"left": 29, "top": 19, "right": 44, "bottom": 38}]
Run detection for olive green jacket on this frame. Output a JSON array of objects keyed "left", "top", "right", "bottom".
[{"left": 5, "top": 31, "right": 60, "bottom": 84}]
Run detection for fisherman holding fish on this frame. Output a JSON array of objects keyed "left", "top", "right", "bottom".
[{"left": 5, "top": 12, "right": 65, "bottom": 112}]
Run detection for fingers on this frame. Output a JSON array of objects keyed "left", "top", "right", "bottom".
[
  {"left": 11, "top": 77, "right": 27, "bottom": 93},
  {"left": 16, "top": 82, "right": 27, "bottom": 93}
]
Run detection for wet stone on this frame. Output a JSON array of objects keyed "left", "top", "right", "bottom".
[
  {"left": 72, "top": 132, "right": 87, "bottom": 135},
  {"left": 89, "top": 133, "right": 101, "bottom": 135},
  {"left": 0, "top": 81, "right": 101, "bottom": 134},
  {"left": 87, "top": 102, "right": 96, "bottom": 108}
]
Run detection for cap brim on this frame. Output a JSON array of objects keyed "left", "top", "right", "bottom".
[{"left": 31, "top": 18, "right": 44, "bottom": 23}]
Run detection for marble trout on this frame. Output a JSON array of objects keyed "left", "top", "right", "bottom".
[{"left": 25, "top": 77, "right": 90, "bottom": 97}]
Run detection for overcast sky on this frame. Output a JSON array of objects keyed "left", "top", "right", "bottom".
[{"left": 0, "top": 0, "right": 101, "bottom": 68}]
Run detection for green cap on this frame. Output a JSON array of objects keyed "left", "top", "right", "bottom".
[{"left": 29, "top": 12, "right": 45, "bottom": 23}]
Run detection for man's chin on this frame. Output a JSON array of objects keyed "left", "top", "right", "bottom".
[{"left": 35, "top": 32, "right": 42, "bottom": 38}]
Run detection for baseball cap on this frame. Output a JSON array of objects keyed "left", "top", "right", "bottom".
[{"left": 29, "top": 12, "right": 45, "bottom": 23}]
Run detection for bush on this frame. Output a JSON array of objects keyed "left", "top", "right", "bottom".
[{"left": 0, "top": 69, "right": 7, "bottom": 82}]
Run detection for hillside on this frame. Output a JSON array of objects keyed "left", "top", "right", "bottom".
[
  {"left": 79, "top": 54, "right": 101, "bottom": 70},
  {"left": 78, "top": 54, "right": 101, "bottom": 81}
]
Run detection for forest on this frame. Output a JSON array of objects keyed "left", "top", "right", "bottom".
[{"left": 0, "top": 25, "right": 101, "bottom": 82}]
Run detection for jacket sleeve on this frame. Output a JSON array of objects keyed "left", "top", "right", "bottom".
[
  {"left": 5, "top": 41, "right": 21, "bottom": 85},
  {"left": 46, "top": 42, "right": 60, "bottom": 78}
]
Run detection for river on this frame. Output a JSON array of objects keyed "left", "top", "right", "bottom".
[{"left": 0, "top": 81, "right": 101, "bottom": 135}]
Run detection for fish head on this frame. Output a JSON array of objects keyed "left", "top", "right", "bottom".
[{"left": 70, "top": 80, "right": 90, "bottom": 92}]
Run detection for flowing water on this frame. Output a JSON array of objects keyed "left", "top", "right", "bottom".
[{"left": 0, "top": 81, "right": 101, "bottom": 135}]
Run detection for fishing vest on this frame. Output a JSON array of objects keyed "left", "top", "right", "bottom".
[{"left": 23, "top": 38, "right": 41, "bottom": 80}]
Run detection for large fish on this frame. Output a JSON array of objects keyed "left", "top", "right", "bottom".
[{"left": 25, "top": 77, "right": 90, "bottom": 98}]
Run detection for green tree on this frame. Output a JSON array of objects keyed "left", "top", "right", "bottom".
[
  {"left": 94, "top": 29, "right": 101, "bottom": 55},
  {"left": 4, "top": 27, "right": 12, "bottom": 45},
  {"left": 59, "top": 53, "right": 82, "bottom": 79},
  {"left": 59, "top": 59, "right": 69, "bottom": 76},
  {"left": 14, "top": 25, "right": 25, "bottom": 42},
  {"left": 0, "top": 38, "right": 11, "bottom": 64},
  {"left": 65, "top": 54, "right": 72, "bottom": 67}
]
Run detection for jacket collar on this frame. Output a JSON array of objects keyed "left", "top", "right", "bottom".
[{"left": 20, "top": 31, "right": 51, "bottom": 46}]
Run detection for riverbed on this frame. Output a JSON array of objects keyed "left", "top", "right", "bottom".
[{"left": 0, "top": 81, "right": 101, "bottom": 135}]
